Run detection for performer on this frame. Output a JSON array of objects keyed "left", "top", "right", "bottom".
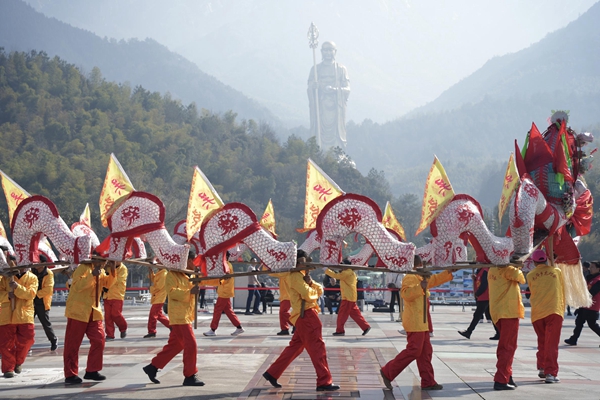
[
  {"left": 142, "top": 252, "right": 205, "bottom": 386},
  {"left": 262, "top": 250, "right": 340, "bottom": 392},
  {"left": 0, "top": 259, "right": 38, "bottom": 378},
  {"left": 527, "top": 249, "right": 564, "bottom": 383},
  {"left": 32, "top": 255, "right": 58, "bottom": 350},
  {"left": 144, "top": 267, "right": 170, "bottom": 338},
  {"left": 488, "top": 263, "right": 525, "bottom": 390},
  {"left": 564, "top": 261, "right": 600, "bottom": 345},
  {"left": 63, "top": 260, "right": 115, "bottom": 384},
  {"left": 203, "top": 270, "right": 244, "bottom": 336},
  {"left": 104, "top": 261, "right": 128, "bottom": 340},
  {"left": 458, "top": 267, "right": 499, "bottom": 340},
  {"left": 269, "top": 270, "right": 292, "bottom": 335},
  {"left": 325, "top": 260, "right": 371, "bottom": 336},
  {"left": 380, "top": 255, "right": 453, "bottom": 391}
]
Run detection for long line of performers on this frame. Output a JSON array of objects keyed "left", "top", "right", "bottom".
[{"left": 1, "top": 245, "right": 599, "bottom": 392}]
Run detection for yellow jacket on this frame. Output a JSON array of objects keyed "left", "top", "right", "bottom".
[
  {"left": 269, "top": 271, "right": 290, "bottom": 301},
  {"left": 203, "top": 277, "right": 235, "bottom": 298},
  {"left": 527, "top": 264, "right": 565, "bottom": 323},
  {"left": 65, "top": 263, "right": 115, "bottom": 323},
  {"left": 36, "top": 269, "right": 55, "bottom": 310},
  {"left": 289, "top": 271, "right": 323, "bottom": 325},
  {"left": 150, "top": 269, "right": 168, "bottom": 304},
  {"left": 325, "top": 269, "right": 358, "bottom": 302},
  {"left": 105, "top": 264, "right": 127, "bottom": 300},
  {"left": 0, "top": 271, "right": 38, "bottom": 325},
  {"left": 401, "top": 270, "right": 453, "bottom": 332},
  {"left": 166, "top": 270, "right": 194, "bottom": 325},
  {"left": 488, "top": 266, "right": 525, "bottom": 324}
]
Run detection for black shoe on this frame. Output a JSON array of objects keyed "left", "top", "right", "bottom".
[
  {"left": 120, "top": 331, "right": 127, "bottom": 339},
  {"left": 244, "top": 311, "right": 253, "bottom": 315},
  {"left": 509, "top": 376, "right": 517, "bottom": 387},
  {"left": 458, "top": 330, "right": 471, "bottom": 339},
  {"left": 14, "top": 364, "right": 22, "bottom": 374},
  {"left": 494, "top": 382, "right": 516, "bottom": 390},
  {"left": 105, "top": 336, "right": 115, "bottom": 341},
  {"left": 317, "top": 383, "right": 340, "bottom": 391},
  {"left": 83, "top": 371, "right": 106, "bottom": 381},
  {"left": 276, "top": 330, "right": 290, "bottom": 336},
  {"left": 253, "top": 310, "right": 263, "bottom": 315},
  {"left": 332, "top": 332, "right": 345, "bottom": 336},
  {"left": 143, "top": 364, "right": 160, "bottom": 384},
  {"left": 489, "top": 335, "right": 500, "bottom": 340},
  {"left": 362, "top": 327, "right": 371, "bottom": 336},
  {"left": 50, "top": 340, "right": 58, "bottom": 351},
  {"left": 564, "top": 338, "right": 577, "bottom": 346},
  {"left": 262, "top": 371, "right": 281, "bottom": 388},
  {"left": 182, "top": 374, "right": 205, "bottom": 386},
  {"left": 380, "top": 369, "right": 393, "bottom": 390},
  {"left": 64, "top": 375, "right": 82, "bottom": 384},
  {"left": 143, "top": 333, "right": 156, "bottom": 338},
  {"left": 4, "top": 371, "right": 15, "bottom": 378}
]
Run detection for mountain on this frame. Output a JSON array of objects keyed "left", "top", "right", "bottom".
[
  {"left": 0, "top": 0, "right": 278, "bottom": 124},
  {"left": 345, "top": 2, "right": 600, "bottom": 205}
]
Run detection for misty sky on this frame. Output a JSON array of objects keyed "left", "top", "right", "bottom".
[{"left": 25, "top": 0, "right": 599, "bottom": 126}]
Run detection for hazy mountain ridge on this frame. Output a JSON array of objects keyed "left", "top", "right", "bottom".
[{"left": 0, "top": 0, "right": 278, "bottom": 124}]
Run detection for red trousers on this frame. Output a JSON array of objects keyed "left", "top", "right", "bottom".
[
  {"left": 336, "top": 300, "right": 370, "bottom": 333},
  {"left": 0, "top": 324, "right": 35, "bottom": 373},
  {"left": 381, "top": 331, "right": 436, "bottom": 388},
  {"left": 533, "top": 313, "right": 563, "bottom": 376},
  {"left": 148, "top": 303, "right": 170, "bottom": 334},
  {"left": 279, "top": 300, "right": 291, "bottom": 331},
  {"left": 63, "top": 315, "right": 105, "bottom": 378},
  {"left": 494, "top": 318, "right": 519, "bottom": 384},
  {"left": 151, "top": 324, "right": 198, "bottom": 377},
  {"left": 104, "top": 299, "right": 127, "bottom": 338},
  {"left": 267, "top": 308, "right": 332, "bottom": 386},
  {"left": 210, "top": 297, "right": 241, "bottom": 331}
]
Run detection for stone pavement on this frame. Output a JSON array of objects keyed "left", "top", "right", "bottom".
[{"left": 1, "top": 303, "right": 599, "bottom": 399}]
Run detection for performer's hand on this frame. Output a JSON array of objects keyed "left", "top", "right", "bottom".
[
  {"left": 9, "top": 281, "right": 18, "bottom": 290},
  {"left": 8, "top": 292, "right": 15, "bottom": 299},
  {"left": 92, "top": 266, "right": 101, "bottom": 276},
  {"left": 191, "top": 286, "right": 200, "bottom": 295},
  {"left": 420, "top": 280, "right": 428, "bottom": 290},
  {"left": 304, "top": 274, "right": 313, "bottom": 286}
]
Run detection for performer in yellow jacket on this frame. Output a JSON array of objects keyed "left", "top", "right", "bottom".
[
  {"left": 144, "top": 267, "right": 170, "bottom": 338},
  {"left": 262, "top": 250, "right": 340, "bottom": 392},
  {"left": 0, "top": 262, "right": 38, "bottom": 378},
  {"left": 104, "top": 261, "right": 128, "bottom": 340},
  {"left": 143, "top": 251, "right": 205, "bottom": 386},
  {"left": 326, "top": 262, "right": 371, "bottom": 336},
  {"left": 269, "top": 270, "right": 292, "bottom": 335},
  {"left": 527, "top": 249, "right": 565, "bottom": 383},
  {"left": 63, "top": 261, "right": 115, "bottom": 384},
  {"left": 488, "top": 263, "right": 525, "bottom": 390},
  {"left": 203, "top": 270, "right": 244, "bottom": 336},
  {"left": 380, "top": 255, "right": 453, "bottom": 391},
  {"left": 32, "top": 255, "right": 58, "bottom": 351}
]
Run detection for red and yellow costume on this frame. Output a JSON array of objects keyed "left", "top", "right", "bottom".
[
  {"left": 488, "top": 265, "right": 525, "bottom": 385},
  {"left": 0, "top": 271, "right": 38, "bottom": 374},
  {"left": 266, "top": 271, "right": 332, "bottom": 387},
  {"left": 325, "top": 268, "right": 370, "bottom": 333},
  {"left": 63, "top": 263, "right": 115, "bottom": 379},
  {"left": 381, "top": 271, "right": 453, "bottom": 388},
  {"left": 150, "top": 270, "right": 198, "bottom": 378},
  {"left": 203, "top": 277, "right": 241, "bottom": 331},
  {"left": 103, "top": 263, "right": 128, "bottom": 338},
  {"left": 270, "top": 271, "right": 291, "bottom": 331},
  {"left": 527, "top": 264, "right": 565, "bottom": 377},
  {"left": 147, "top": 268, "right": 170, "bottom": 334}
]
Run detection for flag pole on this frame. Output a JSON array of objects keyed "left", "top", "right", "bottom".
[{"left": 308, "top": 22, "right": 321, "bottom": 148}]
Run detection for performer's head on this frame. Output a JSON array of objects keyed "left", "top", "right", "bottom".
[
  {"left": 186, "top": 250, "right": 197, "bottom": 271},
  {"left": 413, "top": 254, "right": 423, "bottom": 270},
  {"left": 35, "top": 254, "right": 48, "bottom": 272},
  {"left": 321, "top": 41, "right": 337, "bottom": 63},
  {"left": 531, "top": 249, "right": 547, "bottom": 265}
]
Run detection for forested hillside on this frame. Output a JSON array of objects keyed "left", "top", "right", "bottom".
[{"left": 0, "top": 50, "right": 424, "bottom": 247}]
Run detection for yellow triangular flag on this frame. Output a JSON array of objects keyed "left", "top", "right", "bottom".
[
  {"left": 186, "top": 166, "right": 224, "bottom": 241},
  {"left": 80, "top": 203, "right": 92, "bottom": 227},
  {"left": 260, "top": 199, "right": 277, "bottom": 236},
  {"left": 0, "top": 169, "right": 31, "bottom": 224},
  {"left": 416, "top": 156, "right": 455, "bottom": 235},
  {"left": 0, "top": 219, "right": 6, "bottom": 239},
  {"left": 99, "top": 154, "right": 135, "bottom": 227},
  {"left": 299, "top": 159, "right": 344, "bottom": 232},
  {"left": 498, "top": 153, "right": 519, "bottom": 223},
  {"left": 382, "top": 201, "right": 406, "bottom": 241}
]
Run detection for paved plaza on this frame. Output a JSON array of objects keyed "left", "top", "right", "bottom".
[{"left": 1, "top": 303, "right": 599, "bottom": 400}]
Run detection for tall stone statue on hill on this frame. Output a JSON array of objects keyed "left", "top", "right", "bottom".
[{"left": 307, "top": 41, "right": 350, "bottom": 150}]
